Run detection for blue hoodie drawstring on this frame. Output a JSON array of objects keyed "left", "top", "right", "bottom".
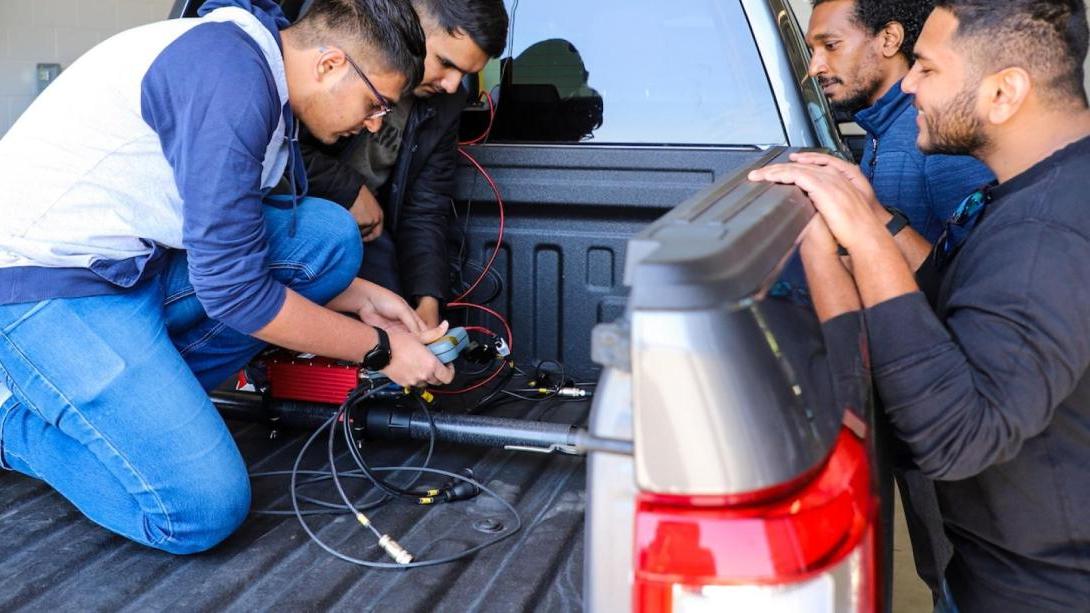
[{"left": 286, "top": 116, "right": 300, "bottom": 237}]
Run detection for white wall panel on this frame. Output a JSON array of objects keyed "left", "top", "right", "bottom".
[{"left": 0, "top": 0, "right": 174, "bottom": 137}]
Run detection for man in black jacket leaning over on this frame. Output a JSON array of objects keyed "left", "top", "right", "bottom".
[{"left": 302, "top": 0, "right": 508, "bottom": 327}]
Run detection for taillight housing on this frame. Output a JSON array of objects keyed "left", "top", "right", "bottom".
[{"left": 634, "top": 428, "right": 877, "bottom": 613}]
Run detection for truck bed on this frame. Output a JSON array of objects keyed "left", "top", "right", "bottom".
[{"left": 0, "top": 395, "right": 589, "bottom": 612}]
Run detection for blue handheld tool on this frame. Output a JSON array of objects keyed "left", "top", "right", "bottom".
[
  {"left": 427, "top": 326, "right": 469, "bottom": 364},
  {"left": 362, "top": 327, "right": 470, "bottom": 382}
]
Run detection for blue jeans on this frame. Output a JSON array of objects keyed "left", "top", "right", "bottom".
[{"left": 0, "top": 197, "right": 360, "bottom": 554}]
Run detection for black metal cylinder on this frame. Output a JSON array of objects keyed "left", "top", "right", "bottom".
[
  {"left": 211, "top": 390, "right": 580, "bottom": 450},
  {"left": 394, "top": 410, "right": 580, "bottom": 449}
]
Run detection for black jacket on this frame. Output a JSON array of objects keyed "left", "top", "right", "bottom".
[
  {"left": 860, "top": 136, "right": 1090, "bottom": 612},
  {"left": 301, "top": 90, "right": 466, "bottom": 301}
]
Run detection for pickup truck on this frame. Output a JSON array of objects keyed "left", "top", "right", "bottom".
[{"left": 0, "top": 0, "right": 890, "bottom": 611}]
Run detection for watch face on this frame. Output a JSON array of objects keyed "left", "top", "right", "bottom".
[{"left": 363, "top": 328, "right": 392, "bottom": 370}]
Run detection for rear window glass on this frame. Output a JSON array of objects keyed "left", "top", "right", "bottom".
[{"left": 462, "top": 0, "right": 786, "bottom": 147}]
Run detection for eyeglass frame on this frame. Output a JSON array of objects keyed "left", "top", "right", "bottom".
[{"left": 320, "top": 47, "right": 393, "bottom": 121}]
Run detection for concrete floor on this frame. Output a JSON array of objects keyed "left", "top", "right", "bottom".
[{"left": 892, "top": 490, "right": 935, "bottom": 612}]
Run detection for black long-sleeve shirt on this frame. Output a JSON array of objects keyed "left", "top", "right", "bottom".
[{"left": 862, "top": 136, "right": 1090, "bottom": 612}]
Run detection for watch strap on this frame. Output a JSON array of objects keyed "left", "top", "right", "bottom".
[{"left": 362, "top": 326, "right": 391, "bottom": 370}]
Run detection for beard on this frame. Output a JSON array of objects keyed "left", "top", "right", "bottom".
[
  {"left": 823, "top": 76, "right": 883, "bottom": 115},
  {"left": 819, "top": 55, "right": 886, "bottom": 115},
  {"left": 918, "top": 84, "right": 989, "bottom": 156}
]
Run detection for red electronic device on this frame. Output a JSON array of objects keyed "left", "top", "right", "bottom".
[{"left": 263, "top": 350, "right": 362, "bottom": 405}]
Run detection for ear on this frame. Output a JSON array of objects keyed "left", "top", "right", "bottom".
[
  {"left": 984, "top": 67, "right": 1031, "bottom": 125},
  {"left": 315, "top": 47, "right": 346, "bottom": 82},
  {"left": 878, "top": 21, "right": 906, "bottom": 59}
]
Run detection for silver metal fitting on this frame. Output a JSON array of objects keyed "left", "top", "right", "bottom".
[
  {"left": 379, "top": 534, "right": 414, "bottom": 564},
  {"left": 556, "top": 387, "right": 589, "bottom": 398}
]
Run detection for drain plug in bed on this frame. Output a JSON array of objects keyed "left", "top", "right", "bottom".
[{"left": 473, "top": 518, "right": 504, "bottom": 533}]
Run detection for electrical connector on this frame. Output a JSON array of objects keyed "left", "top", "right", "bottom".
[
  {"left": 443, "top": 480, "right": 481, "bottom": 503},
  {"left": 440, "top": 468, "right": 481, "bottom": 503},
  {"left": 378, "top": 534, "right": 414, "bottom": 564},
  {"left": 556, "top": 387, "right": 590, "bottom": 398}
]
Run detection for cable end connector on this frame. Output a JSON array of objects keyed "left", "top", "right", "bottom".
[
  {"left": 379, "top": 534, "right": 414, "bottom": 564},
  {"left": 355, "top": 513, "right": 372, "bottom": 527},
  {"left": 557, "top": 387, "right": 590, "bottom": 398}
]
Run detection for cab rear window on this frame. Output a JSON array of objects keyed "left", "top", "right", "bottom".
[{"left": 462, "top": 0, "right": 786, "bottom": 147}]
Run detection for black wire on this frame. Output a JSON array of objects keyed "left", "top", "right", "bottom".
[
  {"left": 263, "top": 385, "right": 521, "bottom": 568},
  {"left": 325, "top": 388, "right": 383, "bottom": 538},
  {"left": 471, "top": 362, "right": 517, "bottom": 411},
  {"left": 450, "top": 259, "right": 504, "bottom": 304},
  {"left": 342, "top": 394, "right": 437, "bottom": 499},
  {"left": 289, "top": 409, "right": 522, "bottom": 569},
  {"left": 251, "top": 471, "right": 388, "bottom": 516}
]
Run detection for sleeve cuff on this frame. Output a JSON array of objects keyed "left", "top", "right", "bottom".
[{"left": 864, "top": 291, "right": 952, "bottom": 370}]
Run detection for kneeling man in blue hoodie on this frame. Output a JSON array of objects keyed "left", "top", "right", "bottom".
[{"left": 0, "top": 0, "right": 452, "bottom": 553}]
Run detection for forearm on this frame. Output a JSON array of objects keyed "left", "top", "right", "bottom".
[
  {"left": 801, "top": 248, "right": 862, "bottom": 322},
  {"left": 846, "top": 233, "right": 919, "bottom": 308},
  {"left": 253, "top": 288, "right": 377, "bottom": 361},
  {"left": 325, "top": 277, "right": 372, "bottom": 314},
  {"left": 872, "top": 207, "right": 933, "bottom": 272},
  {"left": 893, "top": 229, "right": 933, "bottom": 272}
]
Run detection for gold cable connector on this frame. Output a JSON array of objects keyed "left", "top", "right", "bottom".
[
  {"left": 379, "top": 534, "right": 414, "bottom": 564},
  {"left": 355, "top": 513, "right": 372, "bottom": 527}
]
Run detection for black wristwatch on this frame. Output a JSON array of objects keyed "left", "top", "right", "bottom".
[
  {"left": 885, "top": 207, "right": 910, "bottom": 237},
  {"left": 361, "top": 326, "right": 392, "bottom": 371},
  {"left": 836, "top": 207, "right": 911, "bottom": 255}
]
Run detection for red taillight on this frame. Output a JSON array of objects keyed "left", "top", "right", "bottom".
[{"left": 634, "top": 428, "right": 877, "bottom": 613}]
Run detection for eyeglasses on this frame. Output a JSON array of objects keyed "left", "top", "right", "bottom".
[
  {"left": 326, "top": 48, "right": 393, "bottom": 121},
  {"left": 931, "top": 187, "right": 991, "bottom": 270}
]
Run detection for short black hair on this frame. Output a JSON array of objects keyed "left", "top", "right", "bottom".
[
  {"left": 290, "top": 0, "right": 426, "bottom": 94},
  {"left": 812, "top": 0, "right": 936, "bottom": 60},
  {"left": 933, "top": 0, "right": 1089, "bottom": 108},
  {"left": 412, "top": 0, "right": 509, "bottom": 58}
]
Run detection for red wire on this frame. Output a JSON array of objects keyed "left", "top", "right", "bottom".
[
  {"left": 448, "top": 302, "right": 512, "bottom": 350},
  {"left": 458, "top": 91, "right": 495, "bottom": 146},
  {"left": 453, "top": 148, "right": 505, "bottom": 303},
  {"left": 462, "top": 325, "right": 496, "bottom": 336},
  {"left": 431, "top": 302, "right": 513, "bottom": 395}
]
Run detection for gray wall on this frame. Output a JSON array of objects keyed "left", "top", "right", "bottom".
[{"left": 0, "top": 0, "right": 175, "bottom": 136}]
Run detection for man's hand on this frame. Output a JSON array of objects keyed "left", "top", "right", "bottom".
[
  {"left": 788, "top": 151, "right": 933, "bottom": 270},
  {"left": 349, "top": 185, "right": 384, "bottom": 242},
  {"left": 354, "top": 280, "right": 427, "bottom": 335},
  {"left": 415, "top": 296, "right": 441, "bottom": 328},
  {"left": 789, "top": 152, "right": 882, "bottom": 214},
  {"left": 749, "top": 162, "right": 888, "bottom": 253},
  {"left": 382, "top": 323, "right": 456, "bottom": 387},
  {"left": 749, "top": 162, "right": 918, "bottom": 308}
]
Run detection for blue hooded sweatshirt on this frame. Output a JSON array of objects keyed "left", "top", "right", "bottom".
[{"left": 0, "top": 0, "right": 307, "bottom": 334}]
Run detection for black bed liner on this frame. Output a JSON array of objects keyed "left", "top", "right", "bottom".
[{"left": 0, "top": 396, "right": 588, "bottom": 612}]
